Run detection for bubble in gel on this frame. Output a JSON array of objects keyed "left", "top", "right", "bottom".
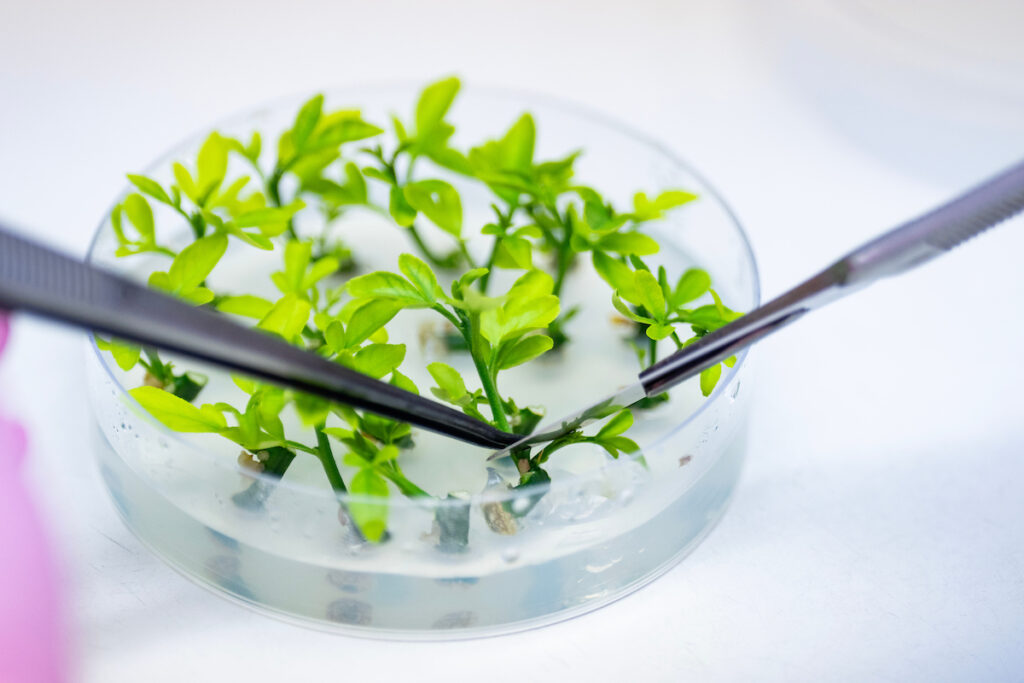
[
  {"left": 510, "top": 497, "right": 531, "bottom": 515},
  {"left": 501, "top": 547, "right": 520, "bottom": 563},
  {"left": 620, "top": 488, "right": 634, "bottom": 504}
]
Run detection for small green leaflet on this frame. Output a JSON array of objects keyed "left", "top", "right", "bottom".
[
  {"left": 147, "top": 233, "right": 227, "bottom": 305},
  {"left": 95, "top": 336, "right": 141, "bottom": 371},
  {"left": 130, "top": 386, "right": 227, "bottom": 432},
  {"left": 258, "top": 294, "right": 312, "bottom": 341},
  {"left": 403, "top": 180, "right": 462, "bottom": 237}
]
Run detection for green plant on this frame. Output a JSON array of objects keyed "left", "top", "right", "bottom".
[{"left": 100, "top": 77, "right": 742, "bottom": 543}]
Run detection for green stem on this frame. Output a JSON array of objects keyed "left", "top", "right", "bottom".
[
  {"left": 472, "top": 350, "right": 509, "bottom": 432},
  {"left": 552, "top": 213, "right": 574, "bottom": 297},
  {"left": 478, "top": 237, "right": 501, "bottom": 293},
  {"left": 315, "top": 427, "right": 347, "bottom": 494},
  {"left": 407, "top": 224, "right": 458, "bottom": 268},
  {"left": 444, "top": 307, "right": 510, "bottom": 432},
  {"left": 188, "top": 212, "right": 206, "bottom": 240},
  {"left": 267, "top": 166, "right": 299, "bottom": 241},
  {"left": 458, "top": 240, "right": 478, "bottom": 270},
  {"left": 648, "top": 336, "right": 658, "bottom": 367},
  {"left": 383, "top": 465, "right": 430, "bottom": 498}
]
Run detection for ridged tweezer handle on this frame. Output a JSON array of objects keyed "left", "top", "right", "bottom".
[
  {"left": 839, "top": 159, "right": 1024, "bottom": 286},
  {"left": 640, "top": 158, "right": 1024, "bottom": 396},
  {"left": 0, "top": 226, "right": 518, "bottom": 449}
]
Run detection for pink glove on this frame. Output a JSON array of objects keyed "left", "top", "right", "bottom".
[{"left": 0, "top": 315, "right": 68, "bottom": 683}]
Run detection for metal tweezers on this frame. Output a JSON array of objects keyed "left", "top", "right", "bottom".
[{"left": 2, "top": 159, "right": 1023, "bottom": 451}]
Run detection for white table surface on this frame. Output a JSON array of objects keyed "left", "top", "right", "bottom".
[{"left": 2, "top": 1, "right": 1023, "bottom": 680}]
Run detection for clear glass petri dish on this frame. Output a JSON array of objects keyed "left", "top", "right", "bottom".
[{"left": 84, "top": 84, "right": 760, "bottom": 638}]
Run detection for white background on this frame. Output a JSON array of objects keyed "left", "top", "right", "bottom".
[{"left": 2, "top": 0, "right": 1024, "bottom": 680}]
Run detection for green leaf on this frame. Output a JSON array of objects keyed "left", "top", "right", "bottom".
[
  {"left": 686, "top": 304, "right": 743, "bottom": 332},
  {"left": 632, "top": 189, "right": 698, "bottom": 221},
  {"left": 454, "top": 267, "right": 489, "bottom": 294},
  {"left": 612, "top": 294, "right": 654, "bottom": 324},
  {"left": 673, "top": 268, "right": 711, "bottom": 307},
  {"left": 233, "top": 201, "right": 305, "bottom": 229},
  {"left": 493, "top": 236, "right": 532, "bottom": 269},
  {"left": 496, "top": 334, "right": 553, "bottom": 370},
  {"left": 654, "top": 189, "right": 698, "bottom": 210},
  {"left": 304, "top": 257, "right": 339, "bottom": 289},
  {"left": 216, "top": 295, "right": 273, "bottom": 319},
  {"left": 428, "top": 362, "right": 469, "bottom": 402},
  {"left": 349, "top": 343, "right": 406, "bottom": 379},
  {"left": 180, "top": 287, "right": 215, "bottom": 306},
  {"left": 633, "top": 269, "right": 666, "bottom": 317},
  {"left": 389, "top": 185, "right": 417, "bottom": 227},
  {"left": 196, "top": 132, "right": 228, "bottom": 196},
  {"left": 314, "top": 116, "right": 383, "bottom": 148},
  {"left": 501, "top": 113, "right": 535, "bottom": 172},
  {"left": 480, "top": 294, "right": 560, "bottom": 346},
  {"left": 323, "top": 321, "right": 347, "bottom": 352},
  {"left": 147, "top": 271, "right": 172, "bottom": 292},
  {"left": 258, "top": 294, "right": 312, "bottom": 341},
  {"left": 293, "top": 393, "right": 330, "bottom": 427},
  {"left": 508, "top": 269, "right": 554, "bottom": 299},
  {"left": 403, "top": 180, "right": 462, "bottom": 237},
  {"left": 397, "top": 253, "right": 443, "bottom": 303},
  {"left": 95, "top": 336, "right": 141, "bottom": 371},
  {"left": 597, "top": 232, "right": 660, "bottom": 256},
  {"left": 600, "top": 436, "right": 640, "bottom": 457},
  {"left": 310, "top": 162, "right": 369, "bottom": 206},
  {"left": 282, "top": 240, "right": 312, "bottom": 292},
  {"left": 168, "top": 233, "right": 227, "bottom": 292},
  {"left": 390, "top": 370, "right": 419, "bottom": 395},
  {"left": 347, "top": 271, "right": 430, "bottom": 306},
  {"left": 415, "top": 77, "right": 460, "bottom": 144},
  {"left": 344, "top": 299, "right": 401, "bottom": 348},
  {"left": 291, "top": 94, "right": 324, "bottom": 153},
  {"left": 700, "top": 363, "right": 723, "bottom": 397},
  {"left": 127, "top": 175, "right": 172, "bottom": 206},
  {"left": 374, "top": 444, "right": 400, "bottom": 464},
  {"left": 427, "top": 145, "right": 473, "bottom": 175},
  {"left": 122, "top": 194, "right": 154, "bottom": 241},
  {"left": 245, "top": 131, "right": 262, "bottom": 161},
  {"left": 321, "top": 426, "right": 354, "bottom": 441},
  {"left": 173, "top": 163, "right": 199, "bottom": 203},
  {"left": 130, "top": 386, "right": 227, "bottom": 432},
  {"left": 646, "top": 323, "right": 675, "bottom": 340},
  {"left": 596, "top": 410, "right": 633, "bottom": 439},
  {"left": 592, "top": 251, "right": 637, "bottom": 300},
  {"left": 349, "top": 468, "right": 390, "bottom": 543}
]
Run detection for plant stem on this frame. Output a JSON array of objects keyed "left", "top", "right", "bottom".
[
  {"left": 648, "top": 336, "right": 658, "bottom": 367},
  {"left": 444, "top": 308, "right": 510, "bottom": 432},
  {"left": 458, "top": 240, "right": 478, "bottom": 269},
  {"left": 267, "top": 166, "right": 300, "bottom": 241},
  {"left": 383, "top": 465, "right": 430, "bottom": 498},
  {"left": 551, "top": 213, "right": 575, "bottom": 297},
  {"left": 478, "top": 237, "right": 501, "bottom": 293},
  {"left": 315, "top": 427, "right": 347, "bottom": 494},
  {"left": 407, "top": 223, "right": 458, "bottom": 268},
  {"left": 188, "top": 212, "right": 206, "bottom": 239},
  {"left": 471, "top": 350, "right": 509, "bottom": 432}
]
